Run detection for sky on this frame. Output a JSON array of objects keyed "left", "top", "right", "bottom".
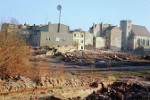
[{"left": 0, "top": 0, "right": 150, "bottom": 31}]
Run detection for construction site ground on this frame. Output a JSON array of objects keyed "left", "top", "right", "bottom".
[
  {"left": 33, "top": 46, "right": 150, "bottom": 71},
  {"left": 1, "top": 70, "right": 150, "bottom": 100},
  {"left": 2, "top": 47, "right": 150, "bottom": 100}
]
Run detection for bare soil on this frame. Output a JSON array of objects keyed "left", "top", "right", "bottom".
[{"left": 1, "top": 47, "right": 150, "bottom": 99}]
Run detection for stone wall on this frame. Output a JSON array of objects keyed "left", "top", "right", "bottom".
[
  {"left": 94, "top": 37, "right": 106, "bottom": 48},
  {"left": 110, "top": 27, "right": 122, "bottom": 51},
  {"left": 85, "top": 32, "right": 93, "bottom": 46}
]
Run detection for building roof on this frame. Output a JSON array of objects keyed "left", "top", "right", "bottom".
[
  {"left": 104, "top": 26, "right": 121, "bottom": 32},
  {"left": 132, "top": 25, "right": 150, "bottom": 37},
  {"left": 105, "top": 26, "right": 115, "bottom": 31}
]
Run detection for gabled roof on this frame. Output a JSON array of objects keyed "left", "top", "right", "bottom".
[{"left": 132, "top": 25, "right": 150, "bottom": 37}]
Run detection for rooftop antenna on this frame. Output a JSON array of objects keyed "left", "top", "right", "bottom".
[{"left": 57, "top": 5, "right": 62, "bottom": 33}]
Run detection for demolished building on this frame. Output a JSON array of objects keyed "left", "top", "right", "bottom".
[{"left": 89, "top": 23, "right": 122, "bottom": 51}]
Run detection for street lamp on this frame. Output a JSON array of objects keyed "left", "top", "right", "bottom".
[{"left": 57, "top": 5, "right": 62, "bottom": 33}]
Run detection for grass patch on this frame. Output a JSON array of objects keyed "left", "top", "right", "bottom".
[
  {"left": 59, "top": 86, "right": 64, "bottom": 89},
  {"left": 97, "top": 70, "right": 150, "bottom": 78},
  {"left": 136, "top": 70, "right": 150, "bottom": 75}
]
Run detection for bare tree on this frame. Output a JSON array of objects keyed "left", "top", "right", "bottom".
[{"left": 9, "top": 17, "right": 19, "bottom": 25}]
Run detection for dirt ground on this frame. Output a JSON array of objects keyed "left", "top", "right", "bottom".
[
  {"left": 1, "top": 69, "right": 150, "bottom": 100},
  {"left": 29, "top": 47, "right": 150, "bottom": 99},
  {"left": 1, "top": 70, "right": 150, "bottom": 100},
  {"left": 1, "top": 47, "right": 150, "bottom": 100}
]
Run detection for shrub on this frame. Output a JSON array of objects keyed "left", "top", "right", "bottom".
[
  {"left": 59, "top": 86, "right": 63, "bottom": 89},
  {"left": 0, "top": 29, "right": 32, "bottom": 79}
]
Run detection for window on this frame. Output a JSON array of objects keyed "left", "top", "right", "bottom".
[
  {"left": 81, "top": 40, "right": 83, "bottom": 43},
  {"left": 81, "top": 46, "right": 83, "bottom": 49},
  {"left": 137, "top": 39, "right": 140, "bottom": 46},
  {"left": 56, "top": 37, "right": 60, "bottom": 41},
  {"left": 147, "top": 40, "right": 149, "bottom": 46},
  {"left": 81, "top": 34, "right": 83, "bottom": 37},
  {"left": 143, "top": 39, "right": 145, "bottom": 45},
  {"left": 74, "top": 34, "right": 76, "bottom": 37},
  {"left": 62, "top": 38, "right": 66, "bottom": 41},
  {"left": 46, "top": 37, "right": 50, "bottom": 41},
  {"left": 128, "top": 26, "right": 130, "bottom": 29}
]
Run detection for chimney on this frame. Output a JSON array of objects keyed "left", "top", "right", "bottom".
[
  {"left": 24, "top": 22, "right": 27, "bottom": 26},
  {"left": 48, "top": 22, "right": 51, "bottom": 32},
  {"left": 93, "top": 23, "right": 95, "bottom": 33},
  {"left": 100, "top": 22, "right": 103, "bottom": 36}
]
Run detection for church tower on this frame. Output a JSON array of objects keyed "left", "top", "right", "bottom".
[{"left": 120, "top": 20, "right": 132, "bottom": 51}]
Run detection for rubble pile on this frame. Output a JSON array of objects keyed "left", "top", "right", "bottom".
[
  {"left": 31, "top": 46, "right": 53, "bottom": 55},
  {"left": 60, "top": 51, "right": 94, "bottom": 64},
  {"left": 141, "top": 54, "right": 150, "bottom": 60},
  {"left": 0, "top": 76, "right": 36, "bottom": 94},
  {"left": 55, "top": 50, "right": 138, "bottom": 67},
  {"left": 0, "top": 75, "right": 150, "bottom": 99},
  {"left": 0, "top": 75, "right": 94, "bottom": 95},
  {"left": 31, "top": 46, "right": 150, "bottom": 66},
  {"left": 85, "top": 45, "right": 94, "bottom": 50},
  {"left": 31, "top": 46, "right": 76, "bottom": 58},
  {"left": 86, "top": 82, "right": 150, "bottom": 100}
]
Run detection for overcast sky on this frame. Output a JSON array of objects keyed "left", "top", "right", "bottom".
[{"left": 0, "top": 0, "right": 150, "bottom": 31}]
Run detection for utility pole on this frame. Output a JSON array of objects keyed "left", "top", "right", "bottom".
[{"left": 57, "top": 5, "right": 62, "bottom": 33}]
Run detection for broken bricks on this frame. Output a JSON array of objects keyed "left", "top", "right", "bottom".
[{"left": 87, "top": 81, "right": 150, "bottom": 100}]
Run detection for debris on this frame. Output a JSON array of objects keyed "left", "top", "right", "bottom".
[
  {"left": 90, "top": 82, "right": 99, "bottom": 88},
  {"left": 142, "top": 55, "right": 150, "bottom": 60},
  {"left": 86, "top": 82, "right": 150, "bottom": 100}
]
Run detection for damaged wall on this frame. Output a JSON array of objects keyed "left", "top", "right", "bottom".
[
  {"left": 110, "top": 27, "right": 122, "bottom": 51},
  {"left": 94, "top": 37, "right": 106, "bottom": 48},
  {"left": 85, "top": 32, "right": 93, "bottom": 46}
]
